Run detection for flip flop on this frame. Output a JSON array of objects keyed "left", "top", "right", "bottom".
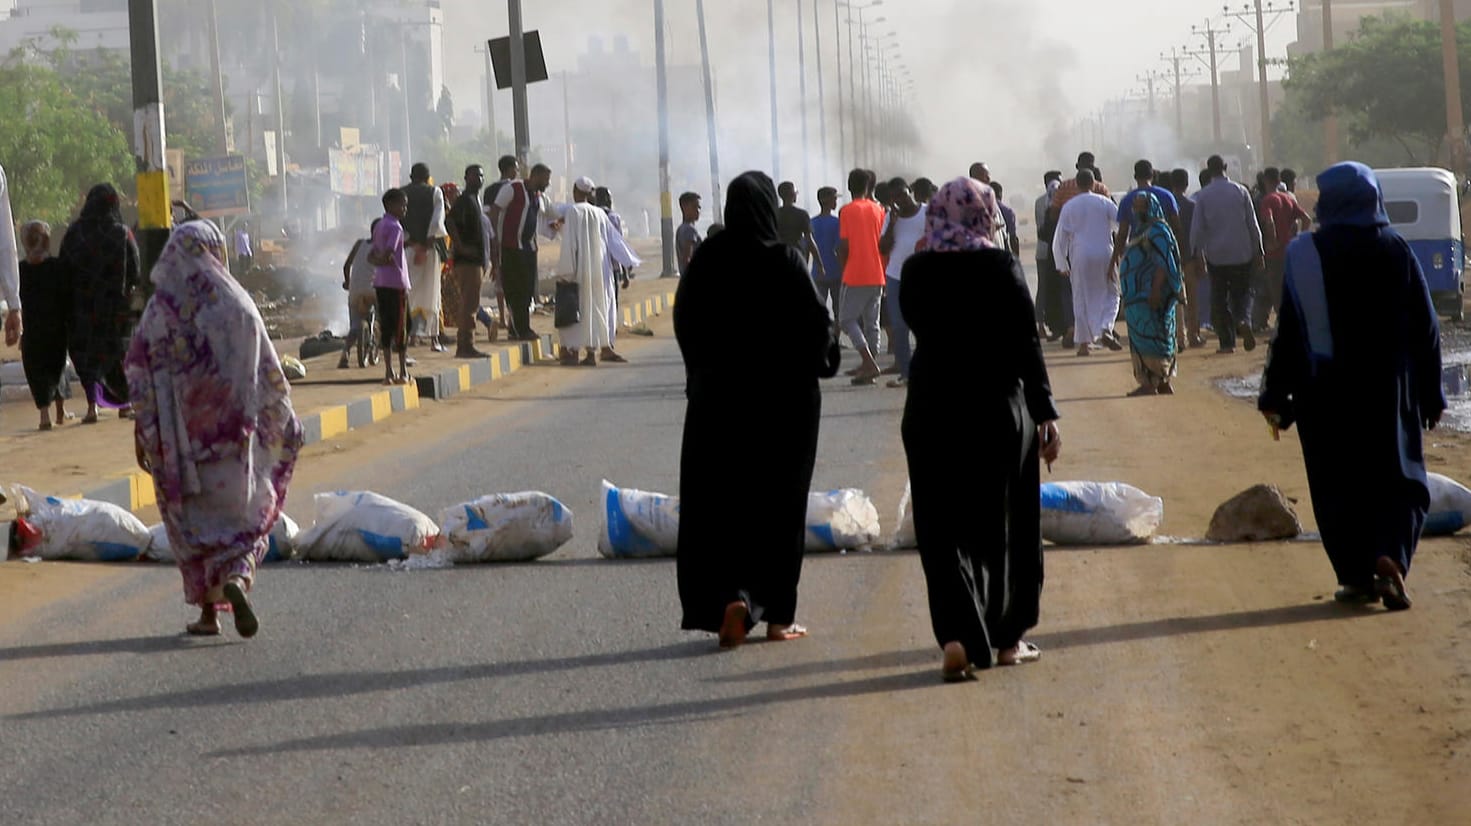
[
  {"left": 998, "top": 641, "right": 1042, "bottom": 666},
  {"left": 766, "top": 623, "right": 808, "bottom": 642},
  {"left": 941, "top": 642, "right": 976, "bottom": 683},
  {"left": 186, "top": 620, "right": 221, "bottom": 637},
  {"left": 222, "top": 579, "right": 259, "bottom": 638},
  {"left": 1374, "top": 557, "right": 1412, "bottom": 611},
  {"left": 1333, "top": 584, "right": 1378, "bottom": 605}
]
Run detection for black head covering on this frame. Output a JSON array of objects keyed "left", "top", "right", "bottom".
[
  {"left": 723, "top": 171, "right": 781, "bottom": 244},
  {"left": 79, "top": 183, "right": 123, "bottom": 224}
]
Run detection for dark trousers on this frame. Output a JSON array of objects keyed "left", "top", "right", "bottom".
[
  {"left": 1207, "top": 262, "right": 1255, "bottom": 349},
  {"left": 1036, "top": 256, "right": 1073, "bottom": 334},
  {"left": 375, "top": 287, "right": 407, "bottom": 354},
  {"left": 1252, "top": 256, "right": 1286, "bottom": 331},
  {"left": 453, "top": 262, "right": 485, "bottom": 352},
  {"left": 21, "top": 333, "right": 67, "bottom": 410},
  {"left": 501, "top": 248, "right": 538, "bottom": 339}
]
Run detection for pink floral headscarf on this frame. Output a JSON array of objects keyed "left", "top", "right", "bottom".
[{"left": 923, "top": 177, "right": 998, "bottom": 253}]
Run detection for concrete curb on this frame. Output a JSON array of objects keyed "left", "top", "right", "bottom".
[{"left": 76, "top": 290, "right": 676, "bottom": 512}]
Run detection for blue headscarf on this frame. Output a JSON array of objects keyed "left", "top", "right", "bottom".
[{"left": 1314, "top": 162, "right": 1389, "bottom": 228}]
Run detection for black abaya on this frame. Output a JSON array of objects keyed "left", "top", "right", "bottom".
[
  {"left": 900, "top": 249, "right": 1059, "bottom": 667},
  {"left": 18, "top": 258, "right": 71, "bottom": 410},
  {"left": 1260, "top": 224, "right": 1444, "bottom": 589},
  {"left": 674, "top": 172, "right": 840, "bottom": 633}
]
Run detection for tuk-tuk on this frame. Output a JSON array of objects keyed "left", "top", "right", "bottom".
[{"left": 1374, "top": 167, "right": 1465, "bottom": 320}]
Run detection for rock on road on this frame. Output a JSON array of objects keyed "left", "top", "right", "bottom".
[{"left": 1, "top": 313, "right": 1469, "bottom": 825}]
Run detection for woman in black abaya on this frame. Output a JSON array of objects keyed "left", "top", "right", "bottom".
[
  {"left": 901, "top": 177, "right": 1062, "bottom": 681},
  {"left": 674, "top": 171, "right": 841, "bottom": 649}
]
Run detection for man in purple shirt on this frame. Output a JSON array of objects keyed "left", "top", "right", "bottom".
[{"left": 369, "top": 188, "right": 412, "bottom": 385}]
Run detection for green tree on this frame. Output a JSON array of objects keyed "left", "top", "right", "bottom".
[
  {"left": 0, "top": 56, "right": 132, "bottom": 225},
  {"left": 1283, "top": 14, "right": 1471, "bottom": 165}
]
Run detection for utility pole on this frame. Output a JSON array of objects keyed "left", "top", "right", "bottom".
[
  {"left": 695, "top": 0, "right": 723, "bottom": 219},
  {"left": 798, "top": 0, "right": 810, "bottom": 205},
  {"left": 271, "top": 1, "right": 287, "bottom": 214},
  {"left": 1225, "top": 2, "right": 1293, "bottom": 165},
  {"left": 475, "top": 43, "right": 500, "bottom": 157},
  {"left": 1187, "top": 19, "right": 1228, "bottom": 145},
  {"left": 128, "top": 0, "right": 170, "bottom": 277},
  {"left": 561, "top": 71, "right": 573, "bottom": 176},
  {"left": 1442, "top": 0, "right": 1467, "bottom": 175},
  {"left": 767, "top": 0, "right": 780, "bottom": 179},
  {"left": 834, "top": 0, "right": 845, "bottom": 170},
  {"left": 508, "top": 0, "right": 530, "bottom": 170},
  {"left": 847, "top": 13, "right": 858, "bottom": 164},
  {"left": 1162, "top": 48, "right": 1201, "bottom": 140},
  {"left": 813, "top": 0, "right": 827, "bottom": 187},
  {"left": 400, "top": 29, "right": 413, "bottom": 167},
  {"left": 654, "top": 0, "right": 676, "bottom": 276},
  {"left": 206, "top": 0, "right": 229, "bottom": 154},
  {"left": 1138, "top": 72, "right": 1159, "bottom": 115},
  {"left": 1322, "top": 0, "right": 1338, "bottom": 164}
]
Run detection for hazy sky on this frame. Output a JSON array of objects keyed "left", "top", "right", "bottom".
[{"left": 439, "top": 0, "right": 1298, "bottom": 186}]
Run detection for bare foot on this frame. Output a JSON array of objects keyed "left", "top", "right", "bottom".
[
  {"left": 997, "top": 641, "right": 1042, "bottom": 666},
  {"left": 765, "top": 623, "right": 809, "bottom": 642},
  {"left": 941, "top": 641, "right": 975, "bottom": 682},
  {"left": 187, "top": 606, "right": 221, "bottom": 636},
  {"left": 718, "top": 601, "right": 748, "bottom": 650}
]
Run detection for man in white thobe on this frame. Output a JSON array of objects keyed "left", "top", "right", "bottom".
[
  {"left": 1053, "top": 169, "right": 1121, "bottom": 356},
  {"left": 404, "top": 163, "right": 448, "bottom": 351},
  {"left": 557, "top": 177, "right": 641, "bottom": 366}
]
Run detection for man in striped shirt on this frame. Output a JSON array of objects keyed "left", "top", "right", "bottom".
[
  {"left": 490, "top": 162, "right": 561, "bottom": 341},
  {"left": 1048, "top": 151, "right": 1112, "bottom": 218}
]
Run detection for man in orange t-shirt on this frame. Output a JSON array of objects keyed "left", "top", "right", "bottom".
[{"left": 837, "top": 169, "right": 887, "bottom": 385}]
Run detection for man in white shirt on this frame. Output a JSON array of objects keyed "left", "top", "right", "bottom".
[
  {"left": 878, "top": 177, "right": 926, "bottom": 387},
  {"left": 489, "top": 163, "right": 561, "bottom": 341},
  {"left": 0, "top": 164, "right": 23, "bottom": 347},
  {"left": 1053, "top": 169, "right": 1121, "bottom": 356}
]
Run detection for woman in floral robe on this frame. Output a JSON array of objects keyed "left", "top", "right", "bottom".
[{"left": 125, "top": 221, "right": 304, "bottom": 638}]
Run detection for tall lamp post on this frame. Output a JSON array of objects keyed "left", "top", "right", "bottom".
[{"left": 842, "top": 2, "right": 883, "bottom": 167}]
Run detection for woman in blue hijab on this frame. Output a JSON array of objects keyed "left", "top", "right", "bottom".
[
  {"left": 1119, "top": 192, "right": 1184, "bottom": 396},
  {"left": 1259, "top": 162, "right": 1445, "bottom": 609}
]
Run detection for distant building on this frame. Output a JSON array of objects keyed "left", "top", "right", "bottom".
[
  {"left": 1291, "top": 0, "right": 1471, "bottom": 56},
  {"left": 0, "top": 0, "right": 129, "bottom": 55}
]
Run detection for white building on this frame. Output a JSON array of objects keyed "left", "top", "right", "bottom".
[{"left": 0, "top": 0, "right": 129, "bottom": 56}]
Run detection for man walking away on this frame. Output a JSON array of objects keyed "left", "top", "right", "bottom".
[
  {"left": 777, "top": 181, "right": 827, "bottom": 281},
  {"left": 446, "top": 164, "right": 494, "bottom": 358},
  {"left": 233, "top": 225, "right": 253, "bottom": 276},
  {"left": 1035, "top": 171, "right": 1069, "bottom": 342},
  {"left": 1170, "top": 168, "right": 1205, "bottom": 349},
  {"left": 990, "top": 181, "right": 1022, "bottom": 258},
  {"left": 810, "top": 187, "right": 843, "bottom": 325},
  {"left": 837, "top": 168, "right": 887, "bottom": 385},
  {"left": 1190, "top": 155, "right": 1264, "bottom": 353},
  {"left": 1112, "top": 160, "right": 1180, "bottom": 266},
  {"left": 1049, "top": 151, "right": 1112, "bottom": 218},
  {"left": 556, "top": 177, "right": 641, "bottom": 366},
  {"left": 490, "top": 163, "right": 561, "bottom": 341},
  {"left": 677, "top": 192, "right": 703, "bottom": 276},
  {"left": 1255, "top": 166, "right": 1313, "bottom": 332},
  {"left": 403, "top": 162, "right": 447, "bottom": 352},
  {"left": 1053, "top": 169, "right": 1121, "bottom": 356},
  {"left": 879, "top": 177, "right": 926, "bottom": 387}
]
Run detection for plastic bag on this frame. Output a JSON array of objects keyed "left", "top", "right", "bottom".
[
  {"left": 144, "top": 513, "right": 299, "bottom": 564},
  {"left": 891, "top": 482, "right": 917, "bottom": 550},
  {"left": 8, "top": 484, "right": 151, "bottom": 561},
  {"left": 438, "top": 492, "right": 574, "bottom": 563},
  {"left": 805, "top": 490, "right": 882, "bottom": 552},
  {"left": 1040, "top": 481, "right": 1164, "bottom": 546},
  {"left": 1425, "top": 472, "right": 1471, "bottom": 536},
  {"left": 295, "top": 491, "right": 439, "bottom": 563},
  {"left": 280, "top": 356, "right": 307, "bottom": 382},
  {"left": 598, "top": 480, "right": 680, "bottom": 559}
]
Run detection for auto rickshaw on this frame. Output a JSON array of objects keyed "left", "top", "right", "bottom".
[{"left": 1374, "top": 167, "right": 1465, "bottom": 321}]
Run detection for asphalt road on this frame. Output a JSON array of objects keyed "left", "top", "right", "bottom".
[{"left": 0, "top": 331, "right": 917, "bottom": 825}]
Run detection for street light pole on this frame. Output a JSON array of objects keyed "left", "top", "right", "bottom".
[
  {"left": 847, "top": 14, "right": 858, "bottom": 165},
  {"left": 695, "top": 0, "right": 723, "bottom": 219},
  {"left": 271, "top": 1, "right": 288, "bottom": 213},
  {"left": 1322, "top": 0, "right": 1338, "bottom": 164},
  {"left": 508, "top": 0, "right": 530, "bottom": 170},
  {"left": 767, "top": 0, "right": 781, "bottom": 179},
  {"left": 798, "top": 0, "right": 811, "bottom": 204},
  {"left": 127, "top": 0, "right": 169, "bottom": 277},
  {"left": 1441, "top": 0, "right": 1466, "bottom": 174},
  {"left": 654, "top": 0, "right": 676, "bottom": 276},
  {"left": 813, "top": 0, "right": 827, "bottom": 186},
  {"left": 476, "top": 43, "right": 500, "bottom": 157}
]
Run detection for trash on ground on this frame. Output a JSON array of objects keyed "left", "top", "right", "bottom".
[
  {"left": 1041, "top": 481, "right": 1164, "bottom": 546},
  {"left": 295, "top": 491, "right": 439, "bottom": 563},
  {"left": 806, "top": 489, "right": 882, "bottom": 552},
  {"left": 5, "top": 484, "right": 151, "bottom": 561},
  {"left": 1205, "top": 484, "right": 1302, "bottom": 543},
  {"left": 280, "top": 356, "right": 307, "bottom": 381},
  {"left": 891, "top": 482, "right": 916, "bottom": 550},
  {"left": 438, "top": 492, "right": 574, "bottom": 563}
]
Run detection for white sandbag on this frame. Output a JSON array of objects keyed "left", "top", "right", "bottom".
[
  {"left": 295, "top": 491, "right": 439, "bottom": 563},
  {"left": 1425, "top": 472, "right": 1471, "bottom": 536},
  {"left": 8, "top": 484, "right": 151, "bottom": 561},
  {"left": 598, "top": 480, "right": 680, "bottom": 559},
  {"left": 806, "top": 489, "right": 881, "bottom": 552},
  {"left": 438, "top": 492, "right": 574, "bottom": 563},
  {"left": 143, "top": 513, "right": 298, "bottom": 564},
  {"left": 891, "top": 481, "right": 917, "bottom": 550},
  {"left": 1041, "top": 481, "right": 1163, "bottom": 546}
]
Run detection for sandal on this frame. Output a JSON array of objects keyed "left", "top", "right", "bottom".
[
  {"left": 1374, "top": 557, "right": 1412, "bottom": 611},
  {"left": 941, "top": 642, "right": 976, "bottom": 683},
  {"left": 998, "top": 641, "right": 1042, "bottom": 666},
  {"left": 186, "top": 620, "right": 222, "bottom": 637},
  {"left": 222, "top": 578, "right": 259, "bottom": 638},
  {"left": 1333, "top": 584, "right": 1378, "bottom": 605},
  {"left": 766, "top": 623, "right": 809, "bottom": 642}
]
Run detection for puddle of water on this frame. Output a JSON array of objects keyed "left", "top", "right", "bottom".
[{"left": 1218, "top": 356, "right": 1471, "bottom": 432}]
